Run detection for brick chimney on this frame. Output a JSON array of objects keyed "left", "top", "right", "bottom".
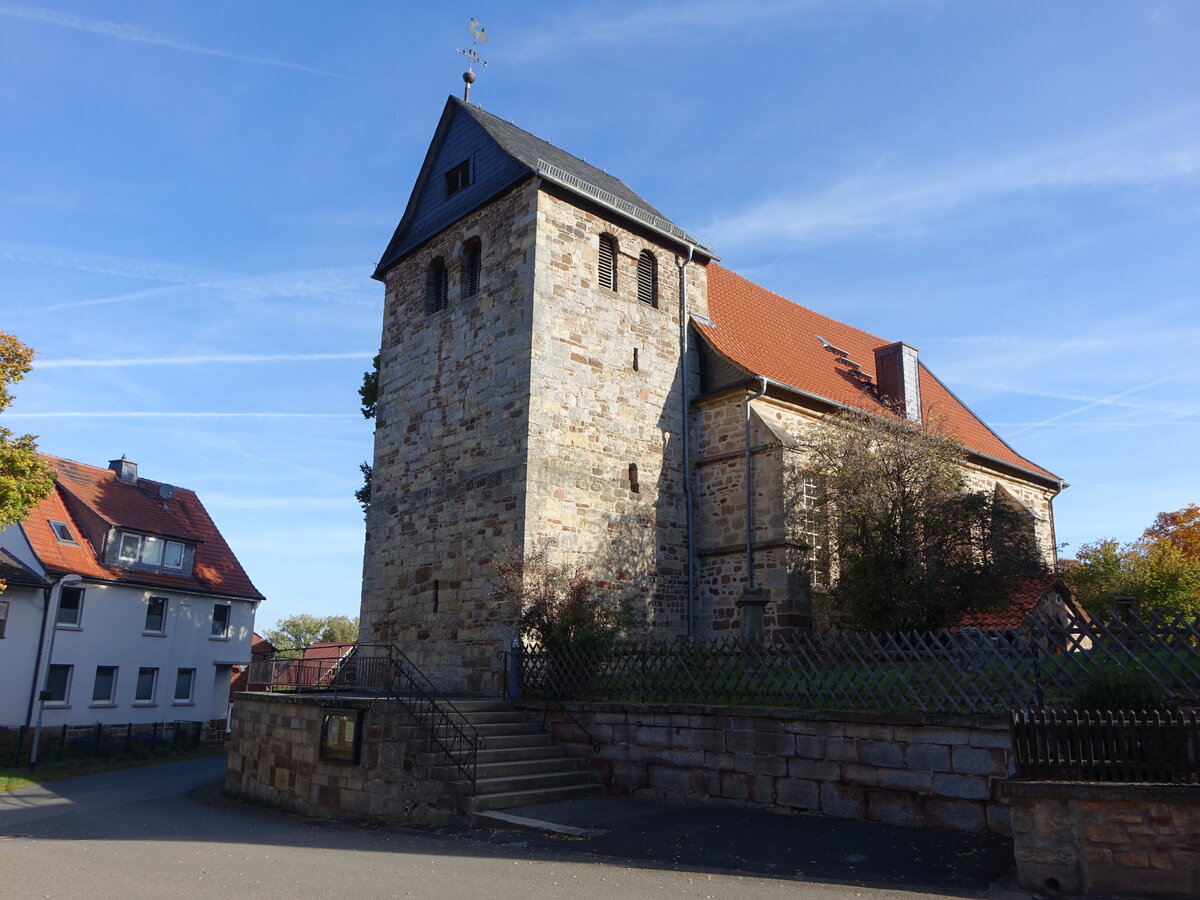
[
  {"left": 109, "top": 456, "right": 139, "bottom": 484},
  {"left": 874, "top": 342, "right": 922, "bottom": 422}
]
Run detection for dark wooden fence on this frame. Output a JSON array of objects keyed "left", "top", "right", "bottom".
[
  {"left": 1011, "top": 708, "right": 1200, "bottom": 784},
  {"left": 517, "top": 607, "right": 1200, "bottom": 716}
]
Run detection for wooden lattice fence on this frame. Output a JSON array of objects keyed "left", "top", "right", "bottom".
[{"left": 519, "top": 608, "right": 1200, "bottom": 716}]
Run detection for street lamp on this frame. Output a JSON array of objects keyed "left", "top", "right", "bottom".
[{"left": 29, "top": 573, "right": 83, "bottom": 769}]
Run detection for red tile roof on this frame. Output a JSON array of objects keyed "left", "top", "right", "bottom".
[
  {"left": 696, "top": 263, "right": 1060, "bottom": 483},
  {"left": 953, "top": 576, "right": 1069, "bottom": 631},
  {"left": 22, "top": 455, "right": 264, "bottom": 601}
]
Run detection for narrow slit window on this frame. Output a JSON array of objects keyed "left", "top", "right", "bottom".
[
  {"left": 426, "top": 257, "right": 449, "bottom": 314},
  {"left": 462, "top": 238, "right": 482, "bottom": 298},
  {"left": 633, "top": 347, "right": 639, "bottom": 371},
  {"left": 637, "top": 250, "right": 658, "bottom": 306},
  {"left": 598, "top": 234, "right": 617, "bottom": 291},
  {"left": 628, "top": 463, "right": 640, "bottom": 494}
]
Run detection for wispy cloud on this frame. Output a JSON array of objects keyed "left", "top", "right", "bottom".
[
  {"left": 507, "top": 0, "right": 933, "bottom": 60},
  {"left": 0, "top": 4, "right": 354, "bottom": 80},
  {"left": 34, "top": 266, "right": 376, "bottom": 312},
  {"left": 710, "top": 111, "right": 1200, "bottom": 249},
  {"left": 38, "top": 351, "right": 377, "bottom": 369},
  {"left": 1001, "top": 370, "right": 1189, "bottom": 439},
  {"left": 6, "top": 411, "right": 359, "bottom": 419},
  {"left": 1, "top": 241, "right": 214, "bottom": 283}
]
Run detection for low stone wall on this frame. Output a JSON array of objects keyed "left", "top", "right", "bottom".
[
  {"left": 225, "top": 692, "right": 463, "bottom": 826},
  {"left": 529, "top": 702, "right": 1013, "bottom": 834},
  {"left": 1006, "top": 781, "right": 1200, "bottom": 898}
]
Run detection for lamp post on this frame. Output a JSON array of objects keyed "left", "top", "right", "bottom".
[{"left": 29, "top": 573, "right": 83, "bottom": 769}]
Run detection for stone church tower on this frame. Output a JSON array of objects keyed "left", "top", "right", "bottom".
[
  {"left": 361, "top": 97, "right": 1065, "bottom": 695},
  {"left": 361, "top": 97, "right": 714, "bottom": 693}
]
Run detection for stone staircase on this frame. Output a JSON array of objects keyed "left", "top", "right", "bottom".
[{"left": 409, "top": 698, "right": 601, "bottom": 817}]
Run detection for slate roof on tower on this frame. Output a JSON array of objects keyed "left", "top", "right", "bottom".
[
  {"left": 17, "top": 455, "right": 264, "bottom": 600},
  {"left": 695, "top": 263, "right": 1061, "bottom": 485},
  {"left": 375, "top": 96, "right": 710, "bottom": 279}
]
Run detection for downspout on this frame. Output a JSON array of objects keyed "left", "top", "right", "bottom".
[
  {"left": 24, "top": 580, "right": 54, "bottom": 729},
  {"left": 744, "top": 376, "right": 768, "bottom": 591},
  {"left": 677, "top": 244, "right": 695, "bottom": 639}
]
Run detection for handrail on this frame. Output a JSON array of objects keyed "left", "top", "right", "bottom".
[{"left": 539, "top": 698, "right": 602, "bottom": 754}]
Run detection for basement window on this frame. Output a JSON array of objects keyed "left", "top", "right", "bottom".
[
  {"left": 444, "top": 159, "right": 472, "bottom": 198},
  {"left": 320, "top": 709, "right": 363, "bottom": 764}
]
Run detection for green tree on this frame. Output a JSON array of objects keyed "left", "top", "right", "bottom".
[
  {"left": 804, "top": 410, "right": 1048, "bottom": 631},
  {"left": 0, "top": 332, "right": 55, "bottom": 547},
  {"left": 265, "top": 614, "right": 359, "bottom": 651},
  {"left": 355, "top": 353, "right": 379, "bottom": 513},
  {"left": 1066, "top": 537, "right": 1200, "bottom": 617}
]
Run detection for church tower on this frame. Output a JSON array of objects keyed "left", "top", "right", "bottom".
[{"left": 361, "top": 97, "right": 714, "bottom": 692}]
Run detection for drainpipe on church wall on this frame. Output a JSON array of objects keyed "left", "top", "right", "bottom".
[
  {"left": 677, "top": 245, "right": 695, "bottom": 640},
  {"left": 738, "top": 377, "right": 770, "bottom": 642}
]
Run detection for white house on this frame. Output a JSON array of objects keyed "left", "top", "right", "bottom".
[{"left": 0, "top": 455, "right": 264, "bottom": 732}]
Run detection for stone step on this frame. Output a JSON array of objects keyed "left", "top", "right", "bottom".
[
  {"left": 459, "top": 768, "right": 592, "bottom": 797},
  {"left": 410, "top": 709, "right": 527, "bottom": 726},
  {"left": 427, "top": 756, "right": 581, "bottom": 782},
  {"left": 465, "top": 781, "right": 603, "bottom": 813},
  {"left": 413, "top": 733, "right": 552, "bottom": 766}
]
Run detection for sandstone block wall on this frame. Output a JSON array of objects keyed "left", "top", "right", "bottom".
[
  {"left": 361, "top": 181, "right": 540, "bottom": 693},
  {"left": 525, "top": 190, "right": 708, "bottom": 636},
  {"left": 1007, "top": 781, "right": 1200, "bottom": 898},
  {"left": 535, "top": 701, "right": 1014, "bottom": 835},
  {"left": 225, "top": 693, "right": 462, "bottom": 826}
]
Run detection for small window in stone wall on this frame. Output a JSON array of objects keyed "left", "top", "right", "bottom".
[
  {"left": 633, "top": 347, "right": 639, "bottom": 371},
  {"left": 426, "top": 258, "right": 449, "bottom": 314},
  {"left": 628, "top": 462, "right": 640, "bottom": 494},
  {"left": 462, "top": 238, "right": 482, "bottom": 298},
  {"left": 637, "top": 250, "right": 658, "bottom": 306},
  {"left": 320, "top": 709, "right": 363, "bottom": 764},
  {"left": 598, "top": 234, "right": 617, "bottom": 291}
]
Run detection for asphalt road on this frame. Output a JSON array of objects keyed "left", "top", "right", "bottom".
[{"left": 0, "top": 756, "right": 1020, "bottom": 899}]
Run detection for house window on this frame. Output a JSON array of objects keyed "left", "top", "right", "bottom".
[
  {"left": 795, "top": 475, "right": 828, "bottom": 584},
  {"left": 426, "top": 257, "right": 449, "bottom": 314},
  {"left": 320, "top": 709, "right": 363, "bottom": 764},
  {"left": 462, "top": 238, "right": 482, "bottom": 298},
  {"left": 56, "top": 586, "right": 84, "bottom": 627},
  {"left": 145, "top": 597, "right": 168, "bottom": 634},
  {"left": 49, "top": 520, "right": 77, "bottom": 543},
  {"left": 117, "top": 532, "right": 186, "bottom": 569},
  {"left": 598, "top": 234, "right": 617, "bottom": 291},
  {"left": 44, "top": 664, "right": 72, "bottom": 704},
  {"left": 174, "top": 668, "right": 195, "bottom": 703},
  {"left": 211, "top": 604, "right": 231, "bottom": 639},
  {"left": 135, "top": 667, "right": 158, "bottom": 703},
  {"left": 0, "top": 599, "right": 8, "bottom": 638},
  {"left": 637, "top": 250, "right": 658, "bottom": 306},
  {"left": 444, "top": 158, "right": 472, "bottom": 198},
  {"left": 91, "top": 666, "right": 117, "bottom": 704}
]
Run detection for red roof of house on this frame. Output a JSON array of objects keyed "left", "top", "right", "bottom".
[
  {"left": 953, "top": 576, "right": 1068, "bottom": 631},
  {"left": 22, "top": 455, "right": 264, "bottom": 601},
  {"left": 696, "top": 263, "right": 1059, "bottom": 483}
]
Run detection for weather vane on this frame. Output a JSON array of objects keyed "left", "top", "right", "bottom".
[{"left": 457, "top": 18, "right": 489, "bottom": 103}]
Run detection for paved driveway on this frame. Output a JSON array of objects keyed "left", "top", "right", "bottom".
[{"left": 0, "top": 756, "right": 1022, "bottom": 899}]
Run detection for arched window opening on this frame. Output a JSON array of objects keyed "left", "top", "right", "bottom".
[
  {"left": 462, "top": 238, "right": 482, "bottom": 298},
  {"left": 637, "top": 250, "right": 658, "bottom": 306},
  {"left": 425, "top": 257, "right": 448, "bottom": 314},
  {"left": 598, "top": 234, "right": 617, "bottom": 292}
]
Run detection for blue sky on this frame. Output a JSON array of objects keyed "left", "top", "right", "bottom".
[{"left": 3, "top": 1, "right": 1198, "bottom": 631}]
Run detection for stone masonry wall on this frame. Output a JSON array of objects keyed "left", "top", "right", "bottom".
[
  {"left": 536, "top": 701, "right": 1014, "bottom": 835},
  {"left": 694, "top": 391, "right": 1060, "bottom": 637},
  {"left": 361, "top": 180, "right": 539, "bottom": 694},
  {"left": 226, "top": 693, "right": 463, "bottom": 826},
  {"left": 524, "top": 190, "right": 708, "bottom": 636},
  {"left": 1006, "top": 781, "right": 1200, "bottom": 898}
]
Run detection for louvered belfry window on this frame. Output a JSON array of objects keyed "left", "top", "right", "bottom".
[
  {"left": 637, "top": 250, "right": 657, "bottom": 306},
  {"left": 426, "top": 257, "right": 449, "bottom": 314},
  {"left": 598, "top": 234, "right": 617, "bottom": 291},
  {"left": 463, "top": 239, "right": 482, "bottom": 298}
]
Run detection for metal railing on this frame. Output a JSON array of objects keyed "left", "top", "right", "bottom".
[{"left": 247, "top": 644, "right": 484, "bottom": 789}]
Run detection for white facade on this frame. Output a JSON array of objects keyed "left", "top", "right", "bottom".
[{"left": 0, "top": 568, "right": 257, "bottom": 728}]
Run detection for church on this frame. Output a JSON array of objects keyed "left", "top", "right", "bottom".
[{"left": 359, "top": 95, "right": 1065, "bottom": 694}]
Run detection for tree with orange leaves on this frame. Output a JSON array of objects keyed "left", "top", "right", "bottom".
[{"left": 1143, "top": 504, "right": 1200, "bottom": 562}]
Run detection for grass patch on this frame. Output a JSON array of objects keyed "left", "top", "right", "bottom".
[{"left": 0, "top": 745, "right": 225, "bottom": 793}]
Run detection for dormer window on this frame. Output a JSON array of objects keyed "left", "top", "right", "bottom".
[
  {"left": 49, "top": 520, "right": 77, "bottom": 544},
  {"left": 117, "top": 532, "right": 187, "bottom": 570},
  {"left": 444, "top": 159, "right": 472, "bottom": 198}
]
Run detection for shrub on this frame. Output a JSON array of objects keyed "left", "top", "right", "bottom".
[{"left": 1068, "top": 665, "right": 1168, "bottom": 712}]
